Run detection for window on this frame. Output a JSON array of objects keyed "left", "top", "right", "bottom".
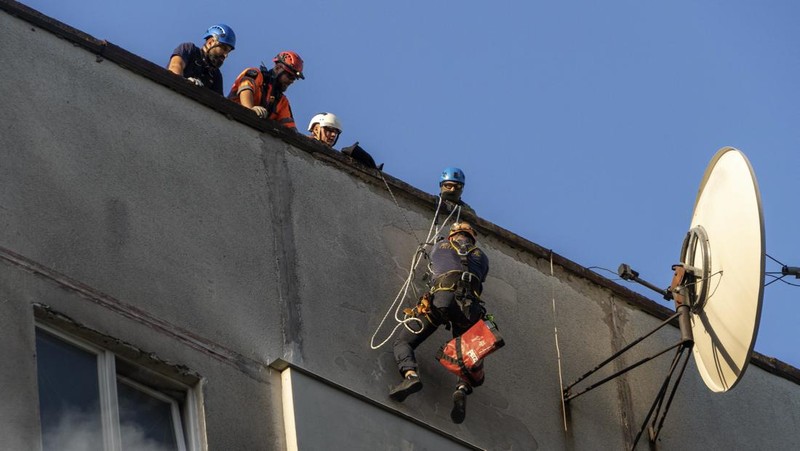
[{"left": 35, "top": 326, "right": 201, "bottom": 451}]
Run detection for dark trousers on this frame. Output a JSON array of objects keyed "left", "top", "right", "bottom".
[{"left": 393, "top": 291, "right": 483, "bottom": 375}]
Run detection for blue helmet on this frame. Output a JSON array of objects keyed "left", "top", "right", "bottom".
[
  {"left": 203, "top": 24, "right": 236, "bottom": 49},
  {"left": 440, "top": 167, "right": 466, "bottom": 186}
]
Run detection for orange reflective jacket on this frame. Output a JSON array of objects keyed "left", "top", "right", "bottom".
[{"left": 228, "top": 67, "right": 296, "bottom": 129}]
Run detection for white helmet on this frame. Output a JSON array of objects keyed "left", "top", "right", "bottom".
[{"left": 307, "top": 112, "right": 342, "bottom": 133}]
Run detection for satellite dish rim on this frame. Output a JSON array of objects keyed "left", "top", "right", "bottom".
[{"left": 688, "top": 146, "right": 765, "bottom": 392}]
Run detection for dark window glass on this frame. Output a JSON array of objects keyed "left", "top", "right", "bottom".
[
  {"left": 35, "top": 330, "right": 104, "bottom": 451},
  {"left": 117, "top": 379, "right": 179, "bottom": 450}
]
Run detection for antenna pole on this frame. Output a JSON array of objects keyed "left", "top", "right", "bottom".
[
  {"left": 629, "top": 267, "right": 695, "bottom": 449},
  {"left": 648, "top": 343, "right": 692, "bottom": 442},
  {"left": 676, "top": 304, "right": 693, "bottom": 343},
  {"left": 564, "top": 264, "right": 698, "bottom": 451},
  {"left": 630, "top": 341, "right": 693, "bottom": 449}
]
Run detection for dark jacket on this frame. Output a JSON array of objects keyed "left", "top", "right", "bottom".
[{"left": 430, "top": 237, "right": 489, "bottom": 295}]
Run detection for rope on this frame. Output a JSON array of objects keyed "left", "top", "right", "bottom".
[
  {"left": 379, "top": 172, "right": 422, "bottom": 245},
  {"left": 369, "top": 192, "right": 462, "bottom": 349},
  {"left": 551, "top": 251, "right": 568, "bottom": 432}
]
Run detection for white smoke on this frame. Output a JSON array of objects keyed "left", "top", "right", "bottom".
[
  {"left": 42, "top": 408, "right": 178, "bottom": 451},
  {"left": 42, "top": 409, "right": 102, "bottom": 451},
  {"left": 120, "top": 420, "right": 176, "bottom": 451}
]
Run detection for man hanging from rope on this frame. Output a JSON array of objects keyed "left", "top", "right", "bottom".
[
  {"left": 369, "top": 167, "right": 475, "bottom": 353},
  {"left": 390, "top": 221, "right": 489, "bottom": 424}
]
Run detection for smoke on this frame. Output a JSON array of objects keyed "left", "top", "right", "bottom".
[
  {"left": 42, "top": 409, "right": 102, "bottom": 451},
  {"left": 120, "top": 420, "right": 176, "bottom": 451},
  {"left": 42, "top": 408, "right": 177, "bottom": 451}
]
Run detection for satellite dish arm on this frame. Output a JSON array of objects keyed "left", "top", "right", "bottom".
[{"left": 618, "top": 264, "right": 673, "bottom": 300}]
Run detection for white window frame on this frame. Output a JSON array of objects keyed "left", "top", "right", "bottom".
[
  {"left": 116, "top": 375, "right": 186, "bottom": 450},
  {"left": 36, "top": 324, "right": 200, "bottom": 451}
]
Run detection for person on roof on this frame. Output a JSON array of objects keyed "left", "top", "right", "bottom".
[
  {"left": 437, "top": 167, "right": 475, "bottom": 222},
  {"left": 390, "top": 221, "right": 490, "bottom": 424},
  {"left": 167, "top": 24, "right": 236, "bottom": 95},
  {"left": 308, "top": 112, "right": 342, "bottom": 148},
  {"left": 228, "top": 51, "right": 304, "bottom": 129}
]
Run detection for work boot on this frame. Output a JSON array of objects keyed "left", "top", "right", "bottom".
[
  {"left": 451, "top": 386, "right": 468, "bottom": 424},
  {"left": 389, "top": 374, "right": 422, "bottom": 402}
]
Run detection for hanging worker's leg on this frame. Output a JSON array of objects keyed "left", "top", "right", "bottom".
[
  {"left": 451, "top": 382, "right": 473, "bottom": 424},
  {"left": 447, "top": 297, "right": 485, "bottom": 423},
  {"left": 388, "top": 372, "right": 422, "bottom": 402},
  {"left": 389, "top": 293, "right": 451, "bottom": 402},
  {"left": 390, "top": 313, "right": 439, "bottom": 401}
]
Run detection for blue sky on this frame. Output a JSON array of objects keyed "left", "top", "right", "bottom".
[{"left": 23, "top": 1, "right": 800, "bottom": 369}]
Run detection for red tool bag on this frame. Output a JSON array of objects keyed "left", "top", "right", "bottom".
[{"left": 436, "top": 319, "right": 504, "bottom": 387}]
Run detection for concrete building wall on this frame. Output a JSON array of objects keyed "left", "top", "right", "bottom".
[{"left": 1, "top": 3, "right": 798, "bottom": 450}]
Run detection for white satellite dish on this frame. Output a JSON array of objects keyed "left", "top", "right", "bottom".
[
  {"left": 683, "top": 147, "right": 765, "bottom": 392},
  {"left": 562, "top": 147, "right": 765, "bottom": 449}
]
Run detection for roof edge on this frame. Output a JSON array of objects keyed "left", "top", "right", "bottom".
[{"left": 4, "top": 0, "right": 798, "bottom": 387}]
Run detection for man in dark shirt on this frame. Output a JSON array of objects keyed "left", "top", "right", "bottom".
[
  {"left": 436, "top": 167, "right": 475, "bottom": 225},
  {"left": 390, "top": 221, "right": 489, "bottom": 423},
  {"left": 167, "top": 24, "right": 236, "bottom": 95}
]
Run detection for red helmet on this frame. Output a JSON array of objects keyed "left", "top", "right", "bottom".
[{"left": 274, "top": 51, "right": 305, "bottom": 79}]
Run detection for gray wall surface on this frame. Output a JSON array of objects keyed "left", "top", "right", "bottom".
[
  {"left": 279, "top": 365, "right": 475, "bottom": 450},
  {"left": 1, "top": 4, "right": 799, "bottom": 450}
]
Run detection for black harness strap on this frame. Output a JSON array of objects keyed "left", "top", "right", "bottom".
[
  {"left": 457, "top": 249, "right": 471, "bottom": 301},
  {"left": 259, "top": 67, "right": 284, "bottom": 115},
  {"left": 453, "top": 336, "right": 481, "bottom": 386}
]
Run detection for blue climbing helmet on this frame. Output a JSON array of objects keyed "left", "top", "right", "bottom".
[
  {"left": 440, "top": 167, "right": 466, "bottom": 186},
  {"left": 203, "top": 24, "right": 236, "bottom": 49}
]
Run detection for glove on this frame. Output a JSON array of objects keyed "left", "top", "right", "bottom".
[
  {"left": 251, "top": 106, "right": 268, "bottom": 118},
  {"left": 186, "top": 77, "right": 204, "bottom": 87}
]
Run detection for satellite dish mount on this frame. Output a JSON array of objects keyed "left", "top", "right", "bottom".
[
  {"left": 563, "top": 263, "right": 696, "bottom": 447},
  {"left": 561, "top": 148, "right": 764, "bottom": 450}
]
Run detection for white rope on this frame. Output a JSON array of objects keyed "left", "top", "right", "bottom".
[
  {"left": 369, "top": 197, "right": 462, "bottom": 349},
  {"left": 551, "top": 252, "right": 568, "bottom": 431},
  {"left": 379, "top": 173, "right": 423, "bottom": 245}
]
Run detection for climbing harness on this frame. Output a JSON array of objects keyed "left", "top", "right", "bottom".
[
  {"left": 401, "top": 292, "right": 447, "bottom": 328},
  {"left": 428, "top": 240, "right": 484, "bottom": 317}
]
